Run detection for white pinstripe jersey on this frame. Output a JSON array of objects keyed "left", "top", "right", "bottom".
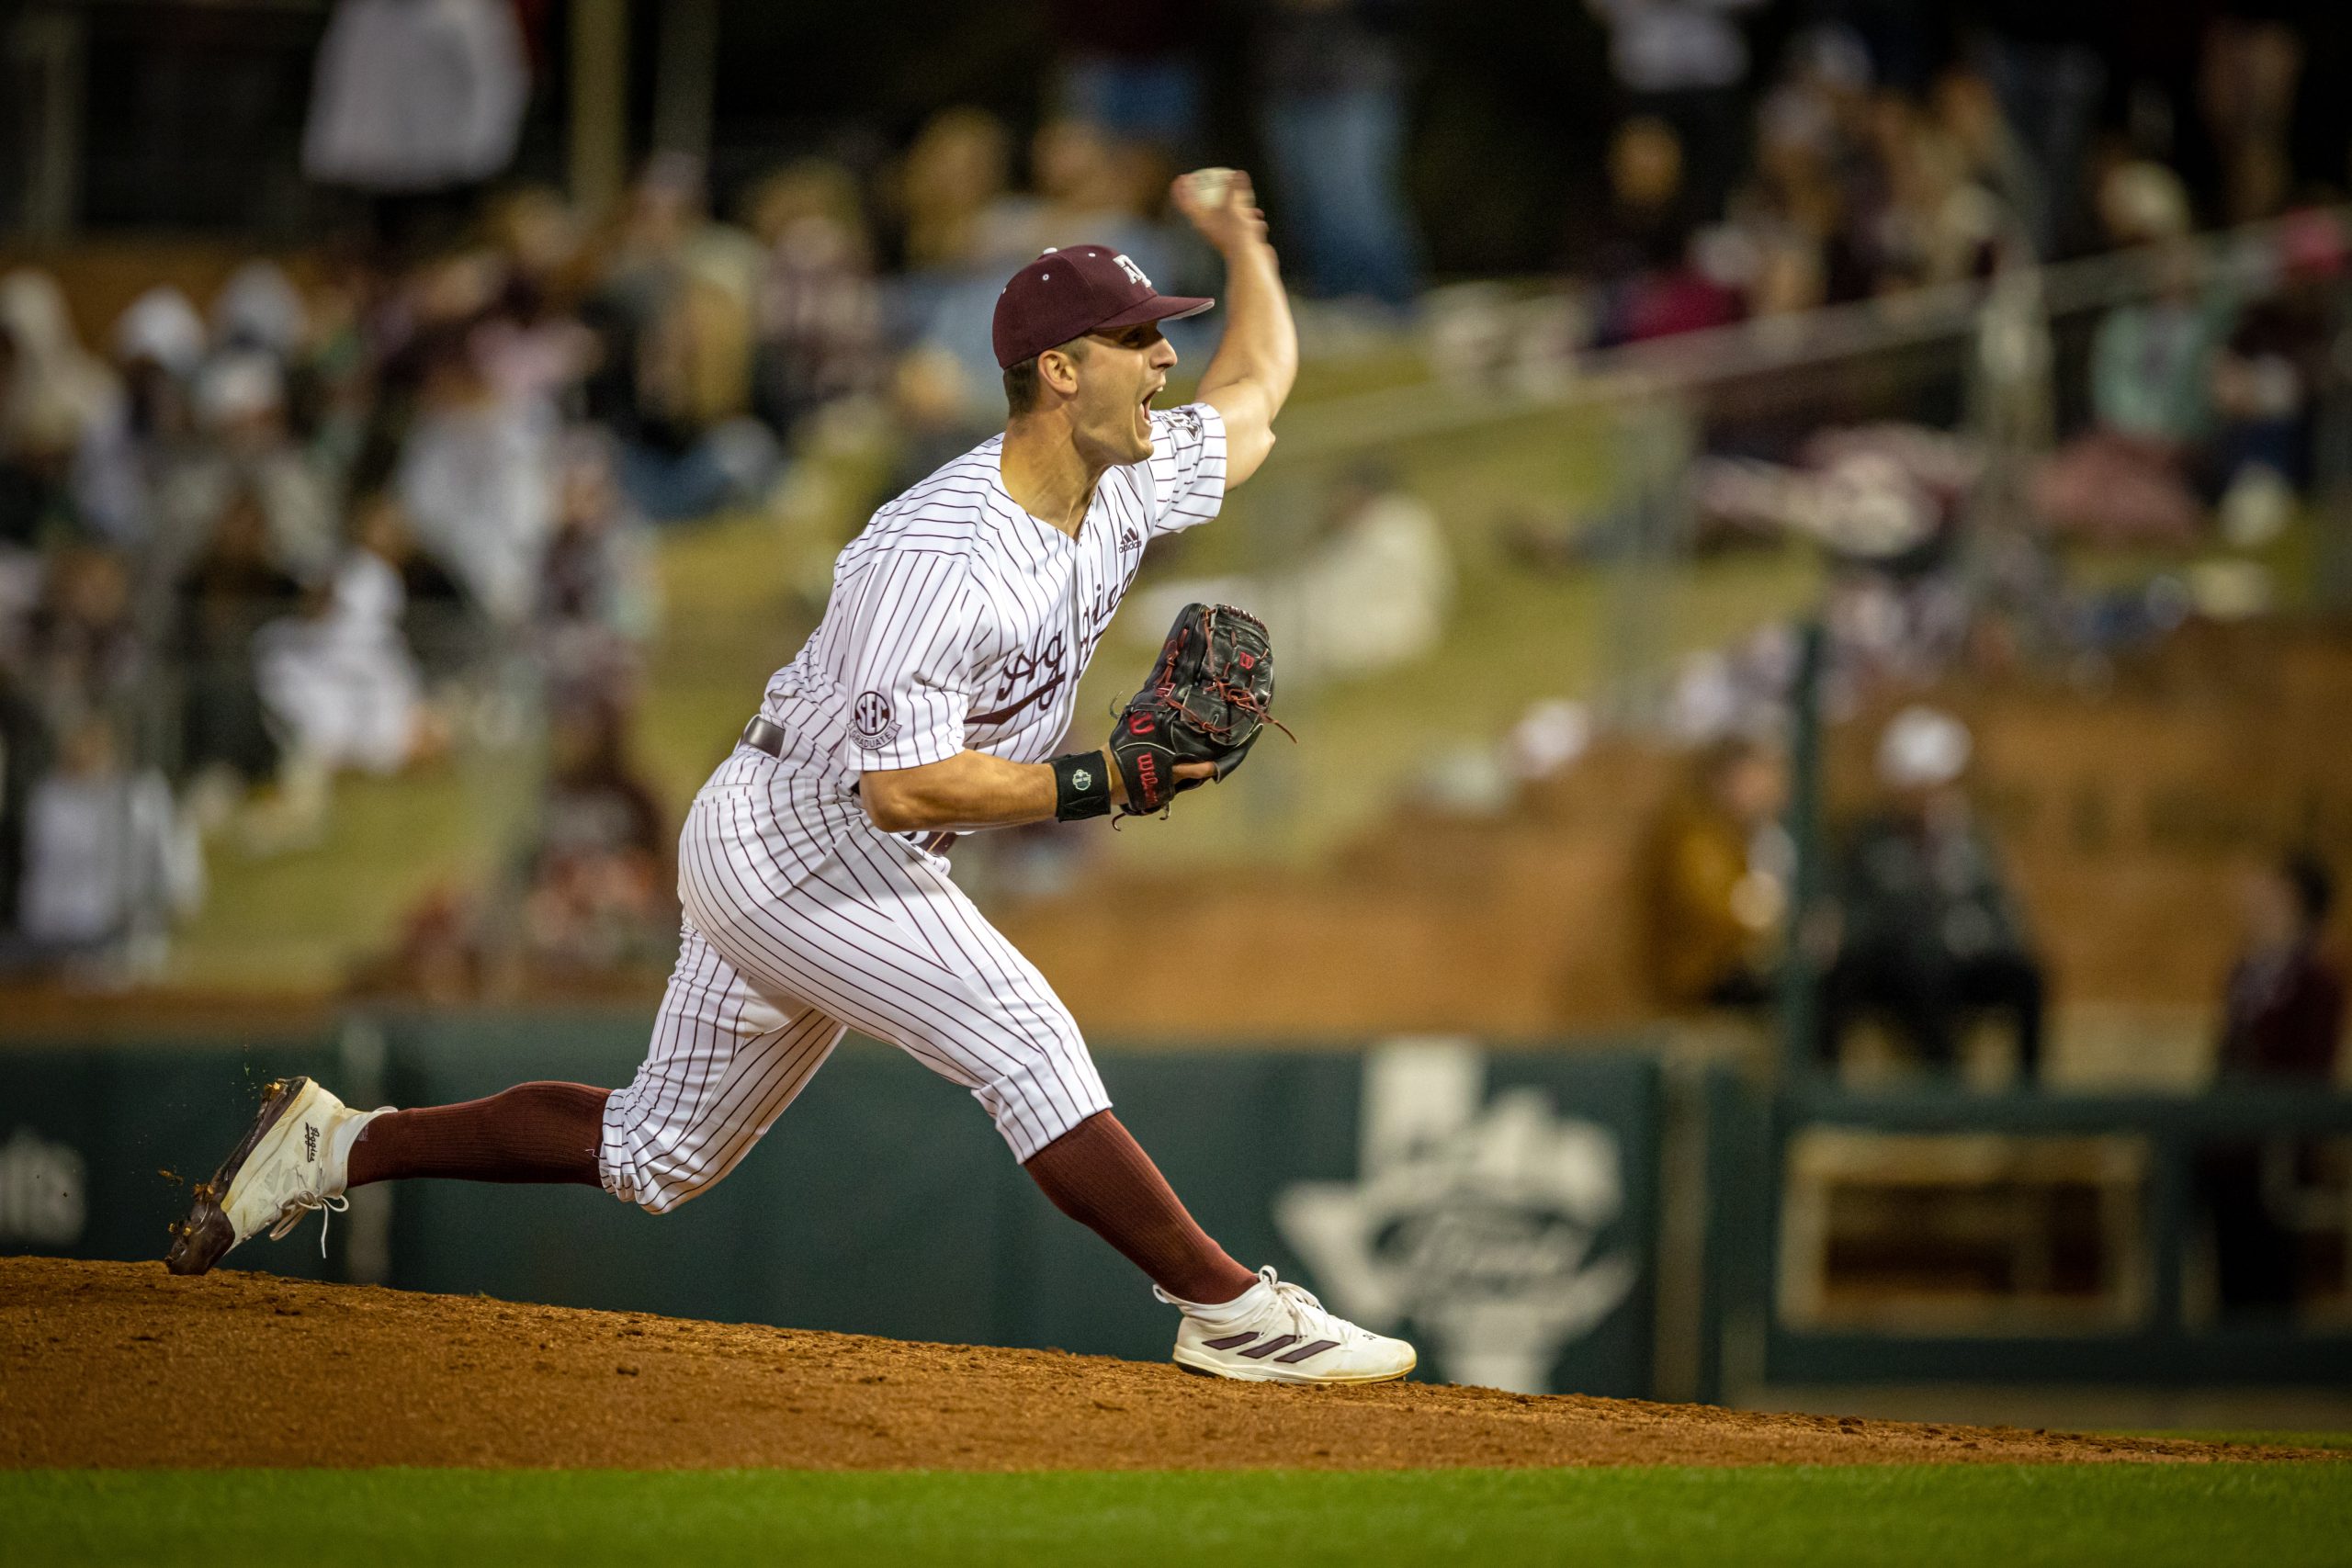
[{"left": 744, "top": 402, "right": 1227, "bottom": 879}]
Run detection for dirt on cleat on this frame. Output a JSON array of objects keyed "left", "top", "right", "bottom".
[{"left": 163, "top": 1077, "right": 311, "bottom": 1278}]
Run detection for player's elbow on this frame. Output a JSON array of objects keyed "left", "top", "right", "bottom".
[
  {"left": 858, "top": 773, "right": 933, "bottom": 832},
  {"left": 1227, "top": 425, "right": 1276, "bottom": 488}
]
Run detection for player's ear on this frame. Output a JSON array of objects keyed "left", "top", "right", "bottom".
[{"left": 1038, "top": 337, "right": 1088, "bottom": 398}]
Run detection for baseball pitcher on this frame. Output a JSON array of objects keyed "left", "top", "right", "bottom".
[{"left": 165, "top": 170, "right": 1416, "bottom": 1385}]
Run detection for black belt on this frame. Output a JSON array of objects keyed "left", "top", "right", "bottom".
[
  {"left": 741, "top": 714, "right": 865, "bottom": 804},
  {"left": 741, "top": 713, "right": 956, "bottom": 852},
  {"left": 741, "top": 716, "right": 788, "bottom": 759}
]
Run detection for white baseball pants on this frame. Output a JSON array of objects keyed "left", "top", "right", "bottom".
[{"left": 597, "top": 748, "right": 1111, "bottom": 1213}]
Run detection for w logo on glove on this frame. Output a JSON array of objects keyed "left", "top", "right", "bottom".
[{"left": 1105, "top": 603, "right": 1284, "bottom": 817}]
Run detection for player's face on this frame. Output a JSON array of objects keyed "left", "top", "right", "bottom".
[{"left": 1077, "top": 322, "right": 1178, "bottom": 465}]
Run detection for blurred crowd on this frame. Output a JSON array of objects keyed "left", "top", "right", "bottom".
[
  {"left": 1511, "top": 9, "right": 2351, "bottom": 561},
  {"left": 0, "top": 73, "right": 1352, "bottom": 986},
  {"left": 1565, "top": 5, "right": 2333, "bottom": 327},
  {"left": 7, "top": 0, "right": 2352, "bottom": 993},
  {"left": 0, "top": 209, "right": 678, "bottom": 986},
  {"left": 0, "top": 0, "right": 1447, "bottom": 988}
]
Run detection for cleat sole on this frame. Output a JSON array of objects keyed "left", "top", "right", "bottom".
[
  {"left": 1171, "top": 1347, "right": 1417, "bottom": 1385},
  {"left": 163, "top": 1076, "right": 312, "bottom": 1277}
]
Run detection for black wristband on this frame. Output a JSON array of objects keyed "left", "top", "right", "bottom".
[{"left": 1051, "top": 752, "right": 1114, "bottom": 821}]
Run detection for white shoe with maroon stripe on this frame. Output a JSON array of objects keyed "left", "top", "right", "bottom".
[{"left": 1157, "top": 1266, "right": 1417, "bottom": 1384}]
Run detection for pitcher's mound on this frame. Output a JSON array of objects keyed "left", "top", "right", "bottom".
[{"left": 0, "top": 1257, "right": 2326, "bottom": 1470}]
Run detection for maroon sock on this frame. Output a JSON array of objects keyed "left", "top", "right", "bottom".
[
  {"left": 1023, "top": 1111, "right": 1258, "bottom": 1305},
  {"left": 347, "top": 1082, "right": 611, "bottom": 1189}
]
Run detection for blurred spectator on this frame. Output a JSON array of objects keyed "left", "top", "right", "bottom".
[
  {"left": 211, "top": 261, "right": 311, "bottom": 362},
  {"left": 1587, "top": 117, "right": 1701, "bottom": 291},
  {"left": 745, "top": 161, "right": 888, "bottom": 444},
  {"left": 896, "top": 107, "right": 1018, "bottom": 273},
  {"left": 482, "top": 186, "right": 591, "bottom": 321},
  {"left": 537, "top": 434, "right": 657, "bottom": 705},
  {"left": 254, "top": 519, "right": 445, "bottom": 779},
  {"left": 1818, "top": 705, "right": 2045, "bottom": 1082},
  {"left": 158, "top": 350, "right": 340, "bottom": 585},
  {"left": 883, "top": 345, "right": 997, "bottom": 497},
  {"left": 1726, "top": 34, "right": 1877, "bottom": 311},
  {"left": 76, "top": 286, "right": 208, "bottom": 549},
  {"left": 1968, "top": 2, "right": 2109, "bottom": 256},
  {"left": 2209, "top": 209, "right": 2346, "bottom": 546},
  {"left": 302, "top": 0, "right": 530, "bottom": 256},
  {"left": 1, "top": 270, "right": 120, "bottom": 550},
  {"left": 1861, "top": 96, "right": 2009, "bottom": 290},
  {"left": 346, "top": 486, "right": 477, "bottom": 683},
  {"left": 1640, "top": 734, "right": 1790, "bottom": 1010},
  {"left": 2034, "top": 233, "right": 2231, "bottom": 547},
  {"left": 1690, "top": 423, "right": 1972, "bottom": 561},
  {"left": 396, "top": 326, "right": 558, "bottom": 621},
  {"left": 1587, "top": 0, "right": 1766, "bottom": 224},
  {"left": 1048, "top": 0, "right": 1203, "bottom": 154},
  {"left": 172, "top": 486, "right": 303, "bottom": 826},
  {"left": 22, "top": 547, "right": 142, "bottom": 733},
  {"left": 889, "top": 109, "right": 1030, "bottom": 408},
  {"left": 1932, "top": 66, "right": 2043, "bottom": 260},
  {"left": 360, "top": 881, "right": 487, "bottom": 1004},
  {"left": 2216, "top": 852, "right": 2346, "bottom": 1082},
  {"left": 2196, "top": 851, "right": 2346, "bottom": 1318},
  {"left": 9, "top": 714, "right": 202, "bottom": 977},
  {"left": 2096, "top": 157, "right": 2195, "bottom": 249},
  {"left": 519, "top": 702, "right": 673, "bottom": 978},
  {"left": 1254, "top": 0, "right": 1419, "bottom": 310},
  {"left": 583, "top": 155, "right": 776, "bottom": 523},
  {"left": 2198, "top": 15, "right": 2303, "bottom": 227},
  {"left": 1593, "top": 121, "right": 1746, "bottom": 344},
  {"left": 1011, "top": 118, "right": 1185, "bottom": 282}
]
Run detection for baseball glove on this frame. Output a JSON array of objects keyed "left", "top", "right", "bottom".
[{"left": 1106, "top": 602, "right": 1283, "bottom": 816}]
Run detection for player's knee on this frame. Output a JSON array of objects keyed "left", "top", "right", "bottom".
[
  {"left": 613, "top": 1155, "right": 713, "bottom": 1214},
  {"left": 599, "top": 1125, "right": 725, "bottom": 1214},
  {"left": 975, "top": 1055, "right": 1107, "bottom": 1162}
]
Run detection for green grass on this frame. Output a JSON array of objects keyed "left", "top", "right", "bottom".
[
  {"left": 6, "top": 1464, "right": 2346, "bottom": 1567},
  {"left": 168, "top": 754, "right": 534, "bottom": 992}
]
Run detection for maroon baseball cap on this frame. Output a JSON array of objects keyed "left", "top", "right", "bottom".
[{"left": 991, "top": 246, "right": 1213, "bottom": 368}]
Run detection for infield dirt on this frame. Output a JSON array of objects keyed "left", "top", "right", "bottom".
[{"left": 2, "top": 1257, "right": 2337, "bottom": 1470}]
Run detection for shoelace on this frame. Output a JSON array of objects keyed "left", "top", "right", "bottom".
[
  {"left": 1158, "top": 1266, "right": 1365, "bottom": 1344},
  {"left": 268, "top": 1191, "right": 351, "bottom": 1257},
  {"left": 1262, "top": 1275, "right": 1363, "bottom": 1344}
]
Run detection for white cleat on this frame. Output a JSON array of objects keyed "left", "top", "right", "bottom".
[
  {"left": 164, "top": 1077, "right": 382, "bottom": 1276},
  {"left": 1159, "top": 1267, "right": 1417, "bottom": 1385}
]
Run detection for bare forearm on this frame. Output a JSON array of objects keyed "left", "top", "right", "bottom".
[
  {"left": 861, "top": 749, "right": 1126, "bottom": 832},
  {"left": 1199, "top": 237, "right": 1297, "bottom": 415}
]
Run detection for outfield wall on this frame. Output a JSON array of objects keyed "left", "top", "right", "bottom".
[
  {"left": 6, "top": 1019, "right": 2349, "bottom": 1397},
  {"left": 1, "top": 1021, "right": 1664, "bottom": 1397}
]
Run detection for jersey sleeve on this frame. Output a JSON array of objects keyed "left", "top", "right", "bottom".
[
  {"left": 1141, "top": 401, "right": 1228, "bottom": 538},
  {"left": 834, "top": 547, "right": 978, "bottom": 773}
]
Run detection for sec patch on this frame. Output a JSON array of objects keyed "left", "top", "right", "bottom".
[{"left": 850, "top": 690, "right": 902, "bottom": 750}]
